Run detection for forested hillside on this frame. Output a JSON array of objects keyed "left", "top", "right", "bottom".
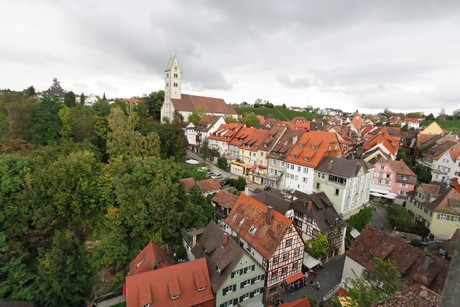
[{"left": 0, "top": 91, "right": 213, "bottom": 306}]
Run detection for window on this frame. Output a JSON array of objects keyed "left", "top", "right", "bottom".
[
  {"left": 247, "top": 264, "right": 255, "bottom": 272},
  {"left": 292, "top": 262, "right": 298, "bottom": 270},
  {"left": 438, "top": 214, "right": 448, "bottom": 220},
  {"left": 293, "top": 248, "right": 300, "bottom": 257},
  {"left": 399, "top": 191, "right": 406, "bottom": 195},
  {"left": 316, "top": 183, "right": 320, "bottom": 189},
  {"left": 303, "top": 177, "right": 308, "bottom": 183},
  {"left": 400, "top": 183, "right": 407, "bottom": 188},
  {"left": 292, "top": 154, "right": 297, "bottom": 159},
  {"left": 298, "top": 166, "right": 301, "bottom": 172},
  {"left": 295, "top": 175, "right": 298, "bottom": 181},
  {"left": 304, "top": 157, "right": 310, "bottom": 162},
  {"left": 173, "top": 82, "right": 178, "bottom": 87},
  {"left": 304, "top": 167, "right": 308, "bottom": 173},
  {"left": 223, "top": 284, "right": 236, "bottom": 295},
  {"left": 386, "top": 173, "right": 391, "bottom": 178},
  {"left": 335, "top": 189, "right": 339, "bottom": 196},
  {"left": 281, "top": 162, "right": 285, "bottom": 166},
  {"left": 174, "top": 73, "right": 178, "bottom": 78},
  {"left": 240, "top": 293, "right": 250, "bottom": 301},
  {"left": 290, "top": 165, "right": 294, "bottom": 170},
  {"left": 272, "top": 160, "right": 276, "bottom": 165},
  {"left": 240, "top": 279, "right": 251, "bottom": 288},
  {"left": 328, "top": 175, "right": 347, "bottom": 185},
  {"left": 273, "top": 256, "right": 279, "bottom": 265},
  {"left": 271, "top": 271, "right": 277, "bottom": 280},
  {"left": 249, "top": 226, "right": 258, "bottom": 235},
  {"left": 283, "top": 252, "right": 289, "bottom": 262},
  {"left": 285, "top": 239, "right": 292, "bottom": 248},
  {"left": 281, "top": 266, "right": 287, "bottom": 277},
  {"left": 380, "top": 165, "right": 385, "bottom": 170}
]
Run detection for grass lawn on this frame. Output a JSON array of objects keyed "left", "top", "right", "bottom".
[{"left": 235, "top": 106, "right": 322, "bottom": 121}]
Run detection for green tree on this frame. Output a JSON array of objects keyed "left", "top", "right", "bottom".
[
  {"left": 342, "top": 258, "right": 404, "bottom": 306},
  {"left": 346, "top": 207, "right": 373, "bottom": 245},
  {"left": 106, "top": 107, "right": 160, "bottom": 159},
  {"left": 234, "top": 176, "right": 246, "bottom": 191},
  {"left": 156, "top": 117, "right": 188, "bottom": 160},
  {"left": 240, "top": 112, "right": 260, "bottom": 127},
  {"left": 305, "top": 232, "right": 328, "bottom": 259},
  {"left": 145, "top": 90, "right": 164, "bottom": 119},
  {"left": 31, "top": 97, "right": 63, "bottom": 145},
  {"left": 387, "top": 204, "right": 415, "bottom": 232},
  {"left": 58, "top": 105, "right": 74, "bottom": 139},
  {"left": 415, "top": 165, "right": 432, "bottom": 183},
  {"left": 35, "top": 229, "right": 92, "bottom": 306},
  {"left": 217, "top": 156, "right": 229, "bottom": 171},
  {"left": 23, "top": 86, "right": 36, "bottom": 97},
  {"left": 425, "top": 113, "right": 435, "bottom": 121},
  {"left": 200, "top": 139, "right": 213, "bottom": 162},
  {"left": 80, "top": 92, "right": 85, "bottom": 105},
  {"left": 64, "top": 91, "right": 76, "bottom": 107},
  {"left": 224, "top": 115, "right": 238, "bottom": 123}
]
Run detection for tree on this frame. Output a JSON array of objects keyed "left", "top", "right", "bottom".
[
  {"left": 145, "top": 90, "right": 164, "bottom": 119},
  {"left": 31, "top": 97, "right": 63, "bottom": 145},
  {"left": 388, "top": 204, "right": 415, "bottom": 232},
  {"left": 35, "top": 229, "right": 92, "bottom": 306},
  {"left": 23, "top": 86, "right": 36, "bottom": 97},
  {"left": 156, "top": 117, "right": 188, "bottom": 160},
  {"left": 80, "top": 92, "right": 85, "bottom": 105},
  {"left": 224, "top": 115, "right": 238, "bottom": 123},
  {"left": 346, "top": 207, "right": 373, "bottom": 245},
  {"left": 305, "top": 232, "right": 328, "bottom": 259},
  {"left": 437, "top": 108, "right": 446, "bottom": 120},
  {"left": 240, "top": 112, "right": 260, "bottom": 127},
  {"left": 415, "top": 165, "right": 432, "bottom": 183},
  {"left": 452, "top": 109, "right": 460, "bottom": 120},
  {"left": 233, "top": 176, "right": 246, "bottom": 191},
  {"left": 342, "top": 258, "right": 404, "bottom": 306},
  {"left": 103, "top": 92, "right": 107, "bottom": 101},
  {"left": 217, "top": 156, "right": 229, "bottom": 171},
  {"left": 188, "top": 106, "right": 206, "bottom": 125},
  {"left": 58, "top": 105, "right": 74, "bottom": 139},
  {"left": 425, "top": 113, "right": 435, "bottom": 121},
  {"left": 106, "top": 107, "right": 160, "bottom": 159},
  {"left": 64, "top": 91, "right": 76, "bottom": 107},
  {"left": 200, "top": 139, "right": 213, "bottom": 162}
]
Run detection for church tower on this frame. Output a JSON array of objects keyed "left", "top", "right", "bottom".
[{"left": 161, "top": 55, "right": 181, "bottom": 122}]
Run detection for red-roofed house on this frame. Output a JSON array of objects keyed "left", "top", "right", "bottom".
[
  {"left": 362, "top": 132, "right": 399, "bottom": 161},
  {"left": 160, "top": 55, "right": 238, "bottom": 123},
  {"left": 185, "top": 115, "right": 225, "bottom": 148},
  {"left": 129, "top": 242, "right": 175, "bottom": 276},
  {"left": 224, "top": 194, "right": 305, "bottom": 291},
  {"left": 283, "top": 131, "right": 343, "bottom": 194},
  {"left": 211, "top": 190, "right": 239, "bottom": 224},
  {"left": 196, "top": 179, "right": 222, "bottom": 196},
  {"left": 208, "top": 123, "right": 243, "bottom": 157},
  {"left": 125, "top": 257, "right": 214, "bottom": 307}
]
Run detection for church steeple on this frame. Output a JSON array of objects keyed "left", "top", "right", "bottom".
[
  {"left": 161, "top": 55, "right": 181, "bottom": 122},
  {"left": 165, "top": 54, "right": 181, "bottom": 100}
]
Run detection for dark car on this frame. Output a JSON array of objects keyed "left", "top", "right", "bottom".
[{"left": 220, "top": 178, "right": 233, "bottom": 186}]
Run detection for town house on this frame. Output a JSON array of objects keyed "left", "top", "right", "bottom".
[
  {"left": 208, "top": 123, "right": 243, "bottom": 157},
  {"left": 432, "top": 143, "right": 460, "bottom": 184}
]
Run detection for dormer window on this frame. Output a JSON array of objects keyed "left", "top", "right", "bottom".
[
  {"left": 198, "top": 286, "right": 206, "bottom": 292},
  {"left": 216, "top": 266, "right": 221, "bottom": 274},
  {"left": 299, "top": 143, "right": 305, "bottom": 148},
  {"left": 292, "top": 154, "right": 298, "bottom": 159},
  {"left": 249, "top": 226, "right": 258, "bottom": 235},
  {"left": 239, "top": 218, "right": 245, "bottom": 226},
  {"left": 304, "top": 157, "right": 310, "bottom": 162},
  {"left": 171, "top": 295, "right": 180, "bottom": 300},
  {"left": 311, "top": 145, "right": 317, "bottom": 150},
  {"left": 232, "top": 214, "right": 238, "bottom": 221}
]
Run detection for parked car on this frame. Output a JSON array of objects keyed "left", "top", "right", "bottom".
[
  {"left": 207, "top": 172, "right": 216, "bottom": 178},
  {"left": 220, "top": 178, "right": 233, "bottom": 186},
  {"left": 211, "top": 173, "right": 222, "bottom": 179}
]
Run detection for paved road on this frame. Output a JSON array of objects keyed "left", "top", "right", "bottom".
[
  {"left": 280, "top": 255, "right": 345, "bottom": 306},
  {"left": 370, "top": 203, "right": 392, "bottom": 233}
]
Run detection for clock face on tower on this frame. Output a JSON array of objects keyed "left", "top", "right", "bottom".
[{"left": 174, "top": 66, "right": 177, "bottom": 71}]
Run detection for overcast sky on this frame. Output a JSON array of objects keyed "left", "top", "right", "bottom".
[{"left": 1, "top": 0, "right": 460, "bottom": 115}]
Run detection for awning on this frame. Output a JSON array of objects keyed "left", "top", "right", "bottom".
[
  {"left": 370, "top": 192, "right": 384, "bottom": 197},
  {"left": 303, "top": 252, "right": 322, "bottom": 269},
  {"left": 382, "top": 194, "right": 396, "bottom": 199},
  {"left": 284, "top": 271, "right": 304, "bottom": 284},
  {"left": 185, "top": 159, "right": 199, "bottom": 165},
  {"left": 370, "top": 187, "right": 391, "bottom": 194}
]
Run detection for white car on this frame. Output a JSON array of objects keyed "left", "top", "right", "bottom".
[{"left": 211, "top": 173, "right": 222, "bottom": 179}]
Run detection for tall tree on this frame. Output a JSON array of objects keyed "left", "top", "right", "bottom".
[
  {"left": 240, "top": 112, "right": 260, "bottom": 127},
  {"left": 305, "top": 232, "right": 329, "bottom": 259},
  {"left": 64, "top": 91, "right": 76, "bottom": 107},
  {"left": 80, "top": 92, "right": 85, "bottom": 105},
  {"left": 35, "top": 229, "right": 92, "bottom": 306},
  {"left": 145, "top": 90, "right": 164, "bottom": 119},
  {"left": 23, "top": 86, "right": 36, "bottom": 97},
  {"left": 31, "top": 97, "right": 63, "bottom": 145}
]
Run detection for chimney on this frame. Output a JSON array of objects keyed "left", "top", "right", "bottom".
[
  {"left": 266, "top": 206, "right": 273, "bottom": 225},
  {"left": 307, "top": 201, "right": 312, "bottom": 211},
  {"left": 328, "top": 159, "right": 334, "bottom": 171},
  {"left": 222, "top": 233, "right": 229, "bottom": 246}
]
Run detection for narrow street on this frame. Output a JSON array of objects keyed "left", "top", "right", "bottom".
[{"left": 370, "top": 203, "right": 392, "bottom": 233}]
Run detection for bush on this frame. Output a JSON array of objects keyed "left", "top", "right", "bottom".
[
  {"left": 234, "top": 176, "right": 246, "bottom": 191},
  {"left": 217, "top": 156, "right": 229, "bottom": 171},
  {"left": 388, "top": 204, "right": 414, "bottom": 232}
]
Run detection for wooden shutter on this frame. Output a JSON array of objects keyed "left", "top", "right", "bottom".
[
  {"left": 231, "top": 272, "right": 235, "bottom": 278},
  {"left": 223, "top": 287, "right": 227, "bottom": 296},
  {"left": 233, "top": 284, "right": 236, "bottom": 292}
]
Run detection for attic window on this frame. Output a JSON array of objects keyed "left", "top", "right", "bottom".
[
  {"left": 239, "top": 218, "right": 245, "bottom": 226},
  {"left": 292, "top": 154, "right": 298, "bottom": 159},
  {"left": 232, "top": 214, "right": 238, "bottom": 221},
  {"left": 136, "top": 258, "right": 145, "bottom": 268},
  {"left": 311, "top": 145, "right": 318, "bottom": 150},
  {"left": 171, "top": 295, "right": 180, "bottom": 300},
  {"left": 270, "top": 134, "right": 274, "bottom": 139},
  {"left": 216, "top": 266, "right": 221, "bottom": 274},
  {"left": 198, "top": 286, "right": 206, "bottom": 292},
  {"left": 402, "top": 176, "right": 407, "bottom": 181},
  {"left": 264, "top": 143, "right": 268, "bottom": 148},
  {"left": 249, "top": 226, "right": 258, "bottom": 235},
  {"left": 299, "top": 143, "right": 305, "bottom": 148},
  {"left": 304, "top": 157, "right": 310, "bottom": 162}
]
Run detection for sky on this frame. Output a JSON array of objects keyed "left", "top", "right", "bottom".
[{"left": 1, "top": 0, "right": 460, "bottom": 115}]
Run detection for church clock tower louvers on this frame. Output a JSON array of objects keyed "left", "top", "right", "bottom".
[{"left": 161, "top": 55, "right": 182, "bottom": 122}]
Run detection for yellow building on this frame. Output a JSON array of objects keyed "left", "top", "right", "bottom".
[{"left": 406, "top": 183, "right": 460, "bottom": 239}]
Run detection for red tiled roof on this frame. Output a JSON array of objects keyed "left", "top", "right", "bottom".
[
  {"left": 125, "top": 258, "right": 214, "bottom": 307},
  {"left": 433, "top": 188, "right": 460, "bottom": 215},
  {"left": 208, "top": 123, "right": 243, "bottom": 142},
  {"left": 197, "top": 179, "right": 221, "bottom": 194},
  {"left": 179, "top": 178, "right": 196, "bottom": 194},
  {"left": 228, "top": 127, "right": 256, "bottom": 147},
  {"left": 279, "top": 298, "right": 311, "bottom": 307},
  {"left": 240, "top": 128, "right": 270, "bottom": 152},
  {"left": 363, "top": 132, "right": 398, "bottom": 155},
  {"left": 129, "top": 242, "right": 175, "bottom": 275},
  {"left": 373, "top": 284, "right": 441, "bottom": 307},
  {"left": 172, "top": 93, "right": 237, "bottom": 114},
  {"left": 284, "top": 131, "right": 342, "bottom": 168},
  {"left": 224, "top": 194, "right": 293, "bottom": 259},
  {"left": 378, "top": 159, "right": 416, "bottom": 177},
  {"left": 449, "top": 146, "right": 460, "bottom": 162},
  {"left": 211, "top": 190, "right": 238, "bottom": 209}
]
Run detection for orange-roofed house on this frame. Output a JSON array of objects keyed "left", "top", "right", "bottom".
[
  {"left": 125, "top": 257, "right": 214, "bottom": 307},
  {"left": 160, "top": 55, "right": 238, "bottom": 123},
  {"left": 362, "top": 131, "right": 399, "bottom": 161},
  {"left": 129, "top": 242, "right": 176, "bottom": 276},
  {"left": 283, "top": 131, "right": 343, "bottom": 194},
  {"left": 223, "top": 194, "right": 305, "bottom": 292},
  {"left": 208, "top": 123, "right": 243, "bottom": 157},
  {"left": 229, "top": 127, "right": 256, "bottom": 176},
  {"left": 416, "top": 122, "right": 444, "bottom": 146},
  {"left": 351, "top": 111, "right": 363, "bottom": 132},
  {"left": 239, "top": 128, "right": 270, "bottom": 166},
  {"left": 196, "top": 178, "right": 222, "bottom": 196}
]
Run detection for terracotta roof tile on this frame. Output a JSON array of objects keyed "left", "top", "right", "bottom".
[
  {"left": 373, "top": 284, "right": 441, "bottom": 307},
  {"left": 377, "top": 158, "right": 416, "bottom": 177},
  {"left": 179, "top": 178, "right": 196, "bottom": 194},
  {"left": 197, "top": 179, "right": 221, "bottom": 194},
  {"left": 224, "top": 193, "right": 293, "bottom": 259},
  {"left": 172, "top": 93, "right": 237, "bottom": 114},
  {"left": 211, "top": 190, "right": 238, "bottom": 209},
  {"left": 284, "top": 131, "right": 342, "bottom": 168},
  {"left": 129, "top": 242, "right": 175, "bottom": 275},
  {"left": 125, "top": 258, "right": 214, "bottom": 307}
]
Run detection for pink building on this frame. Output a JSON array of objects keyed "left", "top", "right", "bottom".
[{"left": 371, "top": 159, "right": 417, "bottom": 204}]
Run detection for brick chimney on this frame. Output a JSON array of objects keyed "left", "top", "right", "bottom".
[
  {"left": 307, "top": 201, "right": 312, "bottom": 211},
  {"left": 267, "top": 206, "right": 273, "bottom": 225},
  {"left": 222, "top": 233, "right": 228, "bottom": 246}
]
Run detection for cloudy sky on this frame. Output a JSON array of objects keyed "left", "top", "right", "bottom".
[{"left": 1, "top": 0, "right": 460, "bottom": 115}]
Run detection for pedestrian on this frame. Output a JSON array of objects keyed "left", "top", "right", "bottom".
[{"left": 316, "top": 281, "right": 321, "bottom": 290}]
